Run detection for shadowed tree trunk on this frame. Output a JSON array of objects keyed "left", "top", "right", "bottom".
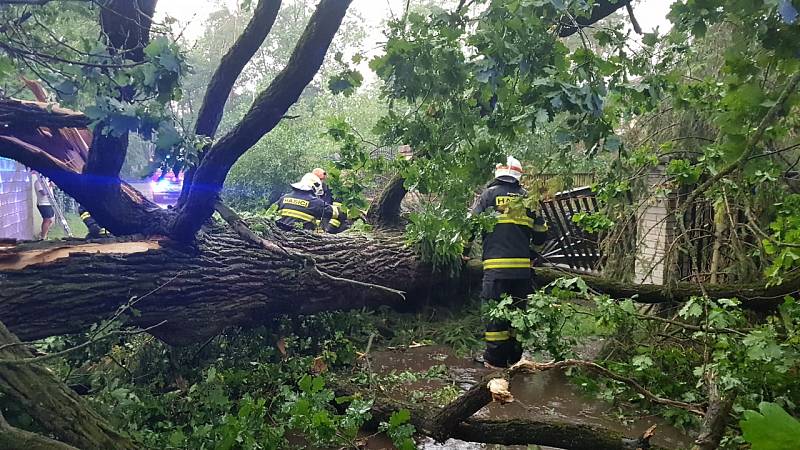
[
  {"left": 336, "top": 359, "right": 668, "bottom": 450},
  {"left": 0, "top": 226, "right": 431, "bottom": 345},
  {"left": 0, "top": 322, "right": 135, "bottom": 449},
  {"left": 1, "top": 227, "right": 794, "bottom": 345},
  {"left": 366, "top": 175, "right": 408, "bottom": 228},
  {"left": 0, "top": 412, "right": 79, "bottom": 450}
]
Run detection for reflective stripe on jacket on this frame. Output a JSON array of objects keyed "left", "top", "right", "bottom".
[
  {"left": 471, "top": 179, "right": 548, "bottom": 279},
  {"left": 79, "top": 207, "right": 110, "bottom": 238},
  {"left": 323, "top": 201, "right": 349, "bottom": 234},
  {"left": 276, "top": 189, "right": 331, "bottom": 231}
]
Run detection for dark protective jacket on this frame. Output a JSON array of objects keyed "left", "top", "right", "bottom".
[
  {"left": 320, "top": 183, "right": 334, "bottom": 206},
  {"left": 323, "top": 201, "right": 349, "bottom": 234},
  {"left": 79, "top": 207, "right": 110, "bottom": 238},
  {"left": 471, "top": 179, "right": 548, "bottom": 280},
  {"left": 276, "top": 188, "right": 332, "bottom": 231}
]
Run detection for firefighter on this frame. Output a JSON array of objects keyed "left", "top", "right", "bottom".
[
  {"left": 470, "top": 156, "right": 548, "bottom": 368},
  {"left": 312, "top": 167, "right": 333, "bottom": 205},
  {"left": 276, "top": 173, "right": 332, "bottom": 231},
  {"left": 323, "top": 201, "right": 350, "bottom": 234},
  {"left": 79, "top": 206, "right": 111, "bottom": 238}
]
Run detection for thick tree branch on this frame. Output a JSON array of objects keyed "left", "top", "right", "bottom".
[
  {"left": 452, "top": 419, "right": 660, "bottom": 449},
  {"left": 172, "top": 0, "right": 353, "bottom": 240},
  {"left": 463, "top": 262, "right": 800, "bottom": 309},
  {"left": 83, "top": 0, "right": 158, "bottom": 180},
  {"left": 0, "top": 98, "right": 91, "bottom": 129},
  {"left": 337, "top": 359, "right": 668, "bottom": 450},
  {"left": 98, "top": 0, "right": 158, "bottom": 62},
  {"left": 0, "top": 321, "right": 135, "bottom": 449},
  {"left": 178, "top": 0, "right": 282, "bottom": 207},
  {"left": 214, "top": 201, "right": 407, "bottom": 299},
  {"left": 692, "top": 378, "right": 735, "bottom": 450},
  {"left": 193, "top": 0, "right": 282, "bottom": 139},
  {"left": 677, "top": 71, "right": 800, "bottom": 217},
  {"left": 0, "top": 135, "right": 81, "bottom": 175},
  {"left": 0, "top": 128, "right": 172, "bottom": 237},
  {"left": 558, "top": 0, "right": 633, "bottom": 37},
  {"left": 366, "top": 174, "right": 407, "bottom": 228},
  {"left": 0, "top": 411, "right": 79, "bottom": 450}
]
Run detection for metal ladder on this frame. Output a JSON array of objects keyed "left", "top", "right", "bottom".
[{"left": 41, "top": 178, "right": 72, "bottom": 238}]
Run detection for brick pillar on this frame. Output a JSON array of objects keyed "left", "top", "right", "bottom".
[{"left": 635, "top": 165, "right": 675, "bottom": 285}]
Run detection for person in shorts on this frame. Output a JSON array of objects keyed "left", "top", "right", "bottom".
[{"left": 33, "top": 172, "right": 55, "bottom": 240}]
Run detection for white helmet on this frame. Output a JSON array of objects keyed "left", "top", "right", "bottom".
[
  {"left": 494, "top": 156, "right": 523, "bottom": 182},
  {"left": 291, "top": 173, "right": 323, "bottom": 197}
]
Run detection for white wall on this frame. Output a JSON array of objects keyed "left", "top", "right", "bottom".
[{"left": 0, "top": 158, "right": 34, "bottom": 240}]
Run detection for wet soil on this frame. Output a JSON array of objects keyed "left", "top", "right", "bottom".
[{"left": 363, "top": 344, "right": 695, "bottom": 450}]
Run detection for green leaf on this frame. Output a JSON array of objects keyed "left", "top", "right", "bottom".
[
  {"left": 159, "top": 53, "right": 181, "bottom": 73},
  {"left": 311, "top": 376, "right": 325, "bottom": 393},
  {"left": 691, "top": 20, "right": 707, "bottom": 38},
  {"left": 741, "top": 402, "right": 800, "bottom": 450},
  {"left": 389, "top": 409, "right": 411, "bottom": 427},
  {"left": 642, "top": 32, "right": 658, "bottom": 47},
  {"left": 631, "top": 354, "right": 654, "bottom": 371},
  {"left": 168, "top": 429, "right": 185, "bottom": 446},
  {"left": 144, "top": 36, "right": 168, "bottom": 58},
  {"left": 156, "top": 122, "right": 182, "bottom": 149},
  {"left": 328, "top": 69, "right": 363, "bottom": 96},
  {"left": 298, "top": 374, "right": 312, "bottom": 393},
  {"left": 679, "top": 299, "right": 703, "bottom": 319}
]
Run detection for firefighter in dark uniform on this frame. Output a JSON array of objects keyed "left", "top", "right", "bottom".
[
  {"left": 79, "top": 206, "right": 111, "bottom": 238},
  {"left": 312, "top": 168, "right": 334, "bottom": 205},
  {"left": 276, "top": 173, "right": 333, "bottom": 231},
  {"left": 323, "top": 201, "right": 350, "bottom": 234},
  {"left": 470, "top": 156, "right": 548, "bottom": 368}
]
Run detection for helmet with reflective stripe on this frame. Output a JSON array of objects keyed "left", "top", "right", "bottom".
[
  {"left": 494, "top": 156, "right": 523, "bottom": 182},
  {"left": 291, "top": 173, "right": 323, "bottom": 197}
]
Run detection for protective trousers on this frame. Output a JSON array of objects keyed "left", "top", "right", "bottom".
[{"left": 481, "top": 277, "right": 533, "bottom": 368}]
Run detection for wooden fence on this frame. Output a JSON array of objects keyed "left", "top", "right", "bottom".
[{"left": 537, "top": 186, "right": 602, "bottom": 272}]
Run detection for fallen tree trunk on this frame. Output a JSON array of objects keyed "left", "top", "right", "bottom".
[
  {"left": 0, "top": 412, "right": 79, "bottom": 450},
  {"left": 0, "top": 227, "right": 431, "bottom": 344},
  {"left": 336, "top": 360, "right": 666, "bottom": 450},
  {"left": 0, "top": 322, "right": 134, "bottom": 449},
  {"left": 469, "top": 261, "right": 798, "bottom": 310},
  {"left": 1, "top": 223, "right": 794, "bottom": 344},
  {"left": 366, "top": 175, "right": 407, "bottom": 228}
]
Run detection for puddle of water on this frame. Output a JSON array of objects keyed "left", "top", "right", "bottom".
[
  {"left": 364, "top": 345, "right": 694, "bottom": 450},
  {"left": 362, "top": 433, "right": 536, "bottom": 450}
]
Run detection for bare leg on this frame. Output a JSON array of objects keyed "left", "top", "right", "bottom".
[{"left": 41, "top": 218, "right": 53, "bottom": 240}]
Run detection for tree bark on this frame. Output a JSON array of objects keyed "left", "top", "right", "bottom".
[
  {"left": 0, "top": 411, "right": 79, "bottom": 450},
  {"left": 0, "top": 227, "right": 794, "bottom": 344},
  {"left": 0, "top": 226, "right": 431, "bottom": 345},
  {"left": 0, "top": 322, "right": 135, "bottom": 449},
  {"left": 502, "top": 263, "right": 799, "bottom": 310},
  {"left": 366, "top": 175, "right": 407, "bottom": 228},
  {"left": 452, "top": 418, "right": 659, "bottom": 450},
  {"left": 692, "top": 381, "right": 735, "bottom": 450},
  {"left": 178, "top": 0, "right": 283, "bottom": 207},
  {"left": 336, "top": 363, "right": 666, "bottom": 450},
  {"left": 0, "top": 99, "right": 91, "bottom": 129},
  {"left": 557, "top": 0, "right": 633, "bottom": 37},
  {"left": 173, "top": 0, "right": 353, "bottom": 240},
  {"left": 99, "top": 0, "right": 158, "bottom": 63},
  {"left": 192, "top": 0, "right": 282, "bottom": 139}
]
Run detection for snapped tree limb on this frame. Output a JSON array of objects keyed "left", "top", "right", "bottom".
[{"left": 172, "top": 0, "right": 353, "bottom": 240}]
